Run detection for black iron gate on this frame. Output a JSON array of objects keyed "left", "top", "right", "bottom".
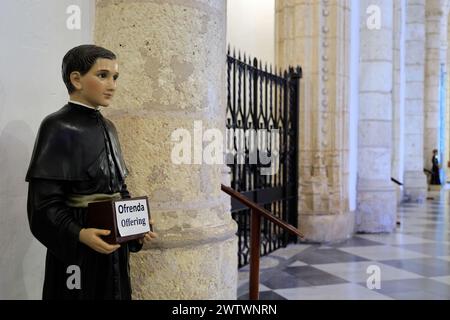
[{"left": 226, "top": 48, "right": 302, "bottom": 267}]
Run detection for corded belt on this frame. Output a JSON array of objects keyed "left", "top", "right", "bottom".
[{"left": 65, "top": 192, "right": 121, "bottom": 208}]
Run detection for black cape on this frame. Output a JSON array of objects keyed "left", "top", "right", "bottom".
[{"left": 25, "top": 102, "right": 142, "bottom": 300}]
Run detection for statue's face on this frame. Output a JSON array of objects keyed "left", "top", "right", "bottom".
[{"left": 70, "top": 58, "right": 119, "bottom": 107}]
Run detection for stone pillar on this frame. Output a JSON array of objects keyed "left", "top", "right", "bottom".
[
  {"left": 94, "top": 0, "right": 238, "bottom": 299},
  {"left": 403, "top": 0, "right": 428, "bottom": 201},
  {"left": 392, "top": 0, "right": 407, "bottom": 204},
  {"left": 357, "top": 0, "right": 397, "bottom": 233},
  {"left": 276, "top": 0, "right": 354, "bottom": 242},
  {"left": 440, "top": 7, "right": 448, "bottom": 184},
  {"left": 446, "top": 8, "right": 450, "bottom": 181},
  {"left": 424, "top": 0, "right": 445, "bottom": 174}
]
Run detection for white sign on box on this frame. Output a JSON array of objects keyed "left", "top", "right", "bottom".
[{"left": 114, "top": 198, "right": 150, "bottom": 237}]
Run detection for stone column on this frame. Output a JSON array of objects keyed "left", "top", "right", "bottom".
[
  {"left": 94, "top": 0, "right": 238, "bottom": 299},
  {"left": 446, "top": 7, "right": 450, "bottom": 181},
  {"left": 392, "top": 0, "right": 407, "bottom": 204},
  {"left": 276, "top": 0, "right": 354, "bottom": 242},
  {"left": 424, "top": 0, "right": 445, "bottom": 174},
  {"left": 440, "top": 7, "right": 448, "bottom": 184},
  {"left": 403, "top": 0, "right": 428, "bottom": 201},
  {"left": 357, "top": 0, "right": 397, "bottom": 233}
]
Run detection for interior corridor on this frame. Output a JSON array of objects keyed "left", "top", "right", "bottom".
[{"left": 238, "top": 189, "right": 450, "bottom": 300}]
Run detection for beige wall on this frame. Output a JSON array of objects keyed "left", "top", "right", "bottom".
[
  {"left": 0, "top": 0, "right": 95, "bottom": 299},
  {"left": 227, "top": 0, "right": 275, "bottom": 65}
]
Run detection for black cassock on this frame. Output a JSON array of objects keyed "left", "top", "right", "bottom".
[
  {"left": 431, "top": 155, "right": 441, "bottom": 185},
  {"left": 25, "top": 102, "right": 142, "bottom": 300}
]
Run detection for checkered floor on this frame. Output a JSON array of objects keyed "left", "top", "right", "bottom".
[{"left": 238, "top": 190, "right": 450, "bottom": 300}]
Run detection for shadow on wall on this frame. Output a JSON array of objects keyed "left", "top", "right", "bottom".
[{"left": 0, "top": 120, "right": 45, "bottom": 299}]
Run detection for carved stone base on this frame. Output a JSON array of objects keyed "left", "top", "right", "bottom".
[
  {"left": 356, "top": 182, "right": 397, "bottom": 233},
  {"left": 403, "top": 171, "right": 427, "bottom": 202},
  {"left": 130, "top": 222, "right": 237, "bottom": 299},
  {"left": 299, "top": 211, "right": 355, "bottom": 243}
]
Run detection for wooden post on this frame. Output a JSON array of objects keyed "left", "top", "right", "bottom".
[
  {"left": 220, "top": 184, "right": 304, "bottom": 301},
  {"left": 249, "top": 209, "right": 261, "bottom": 300}
]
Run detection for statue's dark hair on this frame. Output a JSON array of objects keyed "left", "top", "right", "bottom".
[{"left": 62, "top": 44, "right": 116, "bottom": 94}]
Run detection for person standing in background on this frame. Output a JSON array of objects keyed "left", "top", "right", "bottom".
[{"left": 431, "top": 149, "right": 441, "bottom": 185}]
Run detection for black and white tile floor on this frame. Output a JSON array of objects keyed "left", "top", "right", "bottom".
[{"left": 238, "top": 190, "right": 450, "bottom": 300}]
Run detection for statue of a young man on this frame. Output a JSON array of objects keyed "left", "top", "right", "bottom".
[{"left": 25, "top": 44, "right": 155, "bottom": 300}]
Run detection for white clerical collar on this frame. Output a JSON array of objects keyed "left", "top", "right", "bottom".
[{"left": 68, "top": 100, "right": 101, "bottom": 110}]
